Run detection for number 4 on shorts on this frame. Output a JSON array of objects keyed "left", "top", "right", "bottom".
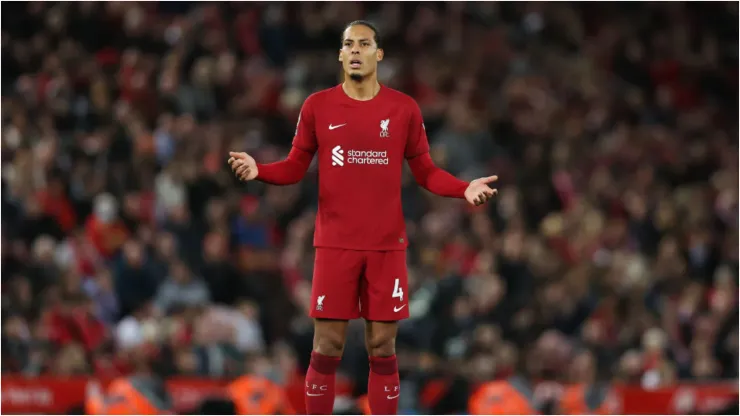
[{"left": 392, "top": 278, "right": 404, "bottom": 302}]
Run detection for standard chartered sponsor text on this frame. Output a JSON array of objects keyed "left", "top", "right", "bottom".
[{"left": 346, "top": 149, "right": 389, "bottom": 165}]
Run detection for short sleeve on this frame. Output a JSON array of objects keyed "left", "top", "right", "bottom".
[
  {"left": 292, "top": 96, "right": 318, "bottom": 153},
  {"left": 405, "top": 101, "right": 431, "bottom": 159}
]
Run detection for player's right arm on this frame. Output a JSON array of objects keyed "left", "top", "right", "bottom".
[{"left": 229, "top": 97, "right": 318, "bottom": 185}]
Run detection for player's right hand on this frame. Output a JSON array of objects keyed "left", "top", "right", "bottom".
[{"left": 228, "top": 151, "right": 259, "bottom": 181}]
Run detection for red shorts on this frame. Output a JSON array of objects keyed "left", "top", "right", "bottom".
[{"left": 310, "top": 248, "right": 409, "bottom": 321}]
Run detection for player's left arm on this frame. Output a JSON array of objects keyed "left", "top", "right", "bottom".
[{"left": 405, "top": 103, "right": 497, "bottom": 206}]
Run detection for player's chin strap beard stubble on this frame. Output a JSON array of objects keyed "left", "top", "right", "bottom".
[{"left": 349, "top": 72, "right": 364, "bottom": 82}]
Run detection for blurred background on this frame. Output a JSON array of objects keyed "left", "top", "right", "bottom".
[{"left": 1, "top": 1, "right": 738, "bottom": 414}]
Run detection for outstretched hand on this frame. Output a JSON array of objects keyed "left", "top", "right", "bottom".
[
  {"left": 464, "top": 175, "right": 498, "bottom": 206},
  {"left": 227, "top": 152, "right": 258, "bottom": 181}
]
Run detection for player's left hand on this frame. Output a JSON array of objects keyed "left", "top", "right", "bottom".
[{"left": 464, "top": 175, "right": 498, "bottom": 206}]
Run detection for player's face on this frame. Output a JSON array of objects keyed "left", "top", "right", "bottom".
[{"left": 339, "top": 24, "right": 383, "bottom": 79}]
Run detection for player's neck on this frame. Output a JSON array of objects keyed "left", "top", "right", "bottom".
[{"left": 341, "top": 77, "right": 381, "bottom": 101}]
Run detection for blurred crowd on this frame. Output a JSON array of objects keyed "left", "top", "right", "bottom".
[{"left": 1, "top": 1, "right": 738, "bottom": 413}]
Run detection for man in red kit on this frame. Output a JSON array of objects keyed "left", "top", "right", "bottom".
[{"left": 228, "top": 20, "right": 498, "bottom": 415}]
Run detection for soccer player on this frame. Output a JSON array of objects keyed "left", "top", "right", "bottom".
[{"left": 228, "top": 20, "right": 498, "bottom": 415}]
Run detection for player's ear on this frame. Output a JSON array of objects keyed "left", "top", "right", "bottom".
[
  {"left": 376, "top": 48, "right": 384, "bottom": 62},
  {"left": 338, "top": 50, "right": 343, "bottom": 62}
]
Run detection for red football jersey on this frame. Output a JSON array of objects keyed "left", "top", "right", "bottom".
[{"left": 292, "top": 84, "right": 430, "bottom": 251}]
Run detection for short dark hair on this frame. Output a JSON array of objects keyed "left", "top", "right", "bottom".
[{"left": 342, "top": 20, "right": 381, "bottom": 48}]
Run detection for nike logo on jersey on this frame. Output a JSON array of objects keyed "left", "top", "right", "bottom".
[
  {"left": 393, "top": 305, "right": 406, "bottom": 313},
  {"left": 306, "top": 392, "right": 325, "bottom": 397},
  {"left": 329, "top": 123, "right": 346, "bottom": 130},
  {"left": 387, "top": 394, "right": 400, "bottom": 400}
]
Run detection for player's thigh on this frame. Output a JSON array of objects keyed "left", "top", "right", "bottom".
[
  {"left": 313, "top": 318, "right": 351, "bottom": 354},
  {"left": 364, "top": 320, "right": 399, "bottom": 354},
  {"left": 361, "top": 250, "right": 409, "bottom": 321},
  {"left": 311, "top": 248, "right": 363, "bottom": 320}
]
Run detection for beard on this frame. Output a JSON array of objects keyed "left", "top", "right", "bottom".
[{"left": 349, "top": 72, "right": 364, "bottom": 82}]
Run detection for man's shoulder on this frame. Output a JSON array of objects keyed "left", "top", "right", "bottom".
[
  {"left": 381, "top": 86, "right": 418, "bottom": 107},
  {"left": 304, "top": 86, "right": 340, "bottom": 108}
]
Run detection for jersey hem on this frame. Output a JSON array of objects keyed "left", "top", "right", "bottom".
[{"left": 313, "top": 243, "right": 408, "bottom": 252}]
